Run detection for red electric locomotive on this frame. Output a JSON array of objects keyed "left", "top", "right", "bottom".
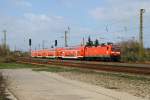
[{"left": 84, "top": 44, "right": 120, "bottom": 61}]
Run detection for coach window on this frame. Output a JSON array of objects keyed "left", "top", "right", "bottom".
[{"left": 78, "top": 51, "right": 80, "bottom": 54}]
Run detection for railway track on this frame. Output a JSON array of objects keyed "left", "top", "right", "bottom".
[{"left": 17, "top": 57, "right": 150, "bottom": 75}]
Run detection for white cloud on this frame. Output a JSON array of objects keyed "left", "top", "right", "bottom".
[
  {"left": 89, "top": 0, "right": 150, "bottom": 47},
  {"left": 22, "top": 13, "right": 66, "bottom": 34},
  {"left": 0, "top": 13, "right": 68, "bottom": 50},
  {"left": 24, "top": 13, "right": 64, "bottom": 22},
  {"left": 1, "top": 0, "right": 150, "bottom": 48},
  {"left": 89, "top": 7, "right": 108, "bottom": 20},
  {"left": 89, "top": 0, "right": 150, "bottom": 21},
  {"left": 11, "top": 0, "right": 32, "bottom": 7},
  {"left": 58, "top": 0, "right": 72, "bottom": 7},
  {"left": 56, "top": 0, "right": 81, "bottom": 8}
]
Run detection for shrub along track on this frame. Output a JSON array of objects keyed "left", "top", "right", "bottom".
[{"left": 17, "top": 57, "right": 150, "bottom": 75}]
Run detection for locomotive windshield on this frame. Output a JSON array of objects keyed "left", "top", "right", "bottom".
[{"left": 112, "top": 45, "right": 120, "bottom": 52}]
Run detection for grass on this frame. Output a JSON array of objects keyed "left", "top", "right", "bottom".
[
  {"left": 33, "top": 65, "right": 82, "bottom": 73},
  {"left": 0, "top": 63, "right": 41, "bottom": 69},
  {"left": 95, "top": 70, "right": 150, "bottom": 81}
]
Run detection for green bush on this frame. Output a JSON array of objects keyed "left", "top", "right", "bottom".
[
  {"left": 0, "top": 56, "right": 17, "bottom": 63},
  {"left": 0, "top": 44, "right": 10, "bottom": 56},
  {"left": 119, "top": 40, "right": 140, "bottom": 62},
  {"left": 119, "top": 40, "right": 150, "bottom": 62},
  {"left": 144, "top": 49, "right": 150, "bottom": 61},
  {"left": 0, "top": 44, "right": 19, "bottom": 63},
  {"left": 3, "top": 56, "right": 17, "bottom": 63}
]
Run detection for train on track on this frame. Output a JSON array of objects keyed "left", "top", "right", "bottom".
[{"left": 31, "top": 43, "right": 121, "bottom": 61}]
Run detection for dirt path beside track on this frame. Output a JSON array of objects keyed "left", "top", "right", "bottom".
[{"left": 1, "top": 69, "right": 147, "bottom": 100}]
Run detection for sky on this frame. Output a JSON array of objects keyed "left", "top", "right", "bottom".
[{"left": 0, "top": 0, "right": 150, "bottom": 51}]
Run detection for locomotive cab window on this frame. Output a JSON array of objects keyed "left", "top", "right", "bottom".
[{"left": 112, "top": 45, "right": 120, "bottom": 52}]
